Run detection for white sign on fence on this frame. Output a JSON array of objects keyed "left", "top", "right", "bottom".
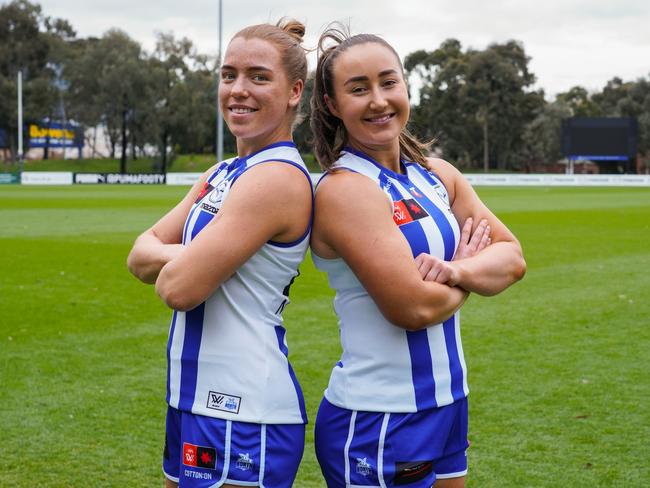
[{"left": 21, "top": 171, "right": 73, "bottom": 185}]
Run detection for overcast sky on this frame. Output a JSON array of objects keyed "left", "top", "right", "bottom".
[{"left": 36, "top": 0, "right": 650, "bottom": 99}]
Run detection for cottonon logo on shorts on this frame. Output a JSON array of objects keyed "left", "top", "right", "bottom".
[
  {"left": 182, "top": 442, "right": 217, "bottom": 470},
  {"left": 207, "top": 391, "right": 241, "bottom": 414},
  {"left": 356, "top": 457, "right": 372, "bottom": 476},
  {"left": 236, "top": 453, "right": 253, "bottom": 471}
]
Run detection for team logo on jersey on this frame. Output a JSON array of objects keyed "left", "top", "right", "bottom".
[
  {"left": 432, "top": 183, "right": 451, "bottom": 209},
  {"left": 182, "top": 442, "right": 217, "bottom": 470},
  {"left": 208, "top": 179, "right": 228, "bottom": 205},
  {"left": 393, "top": 198, "right": 428, "bottom": 226},
  {"left": 356, "top": 457, "right": 372, "bottom": 477},
  {"left": 206, "top": 391, "right": 241, "bottom": 414},
  {"left": 394, "top": 461, "right": 433, "bottom": 485},
  {"left": 236, "top": 453, "right": 253, "bottom": 471}
]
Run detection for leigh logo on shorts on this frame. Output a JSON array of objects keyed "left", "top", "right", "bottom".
[
  {"left": 393, "top": 199, "right": 428, "bottom": 226},
  {"left": 183, "top": 443, "right": 217, "bottom": 470}
]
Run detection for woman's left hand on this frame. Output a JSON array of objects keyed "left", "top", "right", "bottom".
[{"left": 415, "top": 253, "right": 461, "bottom": 286}]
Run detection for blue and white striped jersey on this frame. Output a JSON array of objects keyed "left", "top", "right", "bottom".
[
  {"left": 167, "top": 141, "right": 311, "bottom": 424},
  {"left": 313, "top": 147, "right": 468, "bottom": 413}
]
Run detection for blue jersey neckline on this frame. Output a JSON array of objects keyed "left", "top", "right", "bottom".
[{"left": 343, "top": 145, "right": 411, "bottom": 182}]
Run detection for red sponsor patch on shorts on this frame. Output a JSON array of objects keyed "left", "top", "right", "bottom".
[{"left": 183, "top": 442, "right": 217, "bottom": 470}]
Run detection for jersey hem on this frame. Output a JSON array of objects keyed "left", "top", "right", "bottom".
[{"left": 322, "top": 391, "right": 469, "bottom": 414}]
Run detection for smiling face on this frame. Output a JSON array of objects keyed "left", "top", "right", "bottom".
[
  {"left": 219, "top": 37, "right": 303, "bottom": 156},
  {"left": 326, "top": 42, "right": 409, "bottom": 157}
]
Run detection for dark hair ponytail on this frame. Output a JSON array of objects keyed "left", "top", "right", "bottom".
[{"left": 311, "top": 23, "right": 431, "bottom": 171}]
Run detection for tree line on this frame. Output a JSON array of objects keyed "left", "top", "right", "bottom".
[{"left": 2, "top": 0, "right": 649, "bottom": 172}]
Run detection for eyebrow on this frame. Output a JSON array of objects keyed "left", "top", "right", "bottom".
[
  {"left": 221, "top": 64, "right": 273, "bottom": 73},
  {"left": 343, "top": 69, "right": 399, "bottom": 85}
]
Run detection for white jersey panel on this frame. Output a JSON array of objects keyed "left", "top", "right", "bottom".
[
  {"left": 314, "top": 148, "right": 467, "bottom": 413},
  {"left": 166, "top": 142, "right": 310, "bottom": 424}
]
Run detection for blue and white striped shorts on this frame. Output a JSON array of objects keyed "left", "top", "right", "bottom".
[
  {"left": 315, "top": 397, "right": 469, "bottom": 488},
  {"left": 163, "top": 406, "right": 305, "bottom": 487}
]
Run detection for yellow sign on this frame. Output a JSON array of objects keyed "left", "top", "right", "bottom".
[{"left": 29, "top": 124, "right": 75, "bottom": 141}]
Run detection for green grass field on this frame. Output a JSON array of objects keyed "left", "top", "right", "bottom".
[
  {"left": 1, "top": 152, "right": 321, "bottom": 174},
  {"left": 1, "top": 185, "right": 649, "bottom": 487}
]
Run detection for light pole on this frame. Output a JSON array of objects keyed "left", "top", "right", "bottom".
[{"left": 17, "top": 70, "right": 24, "bottom": 172}]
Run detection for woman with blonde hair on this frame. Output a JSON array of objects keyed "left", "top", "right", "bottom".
[{"left": 128, "top": 19, "right": 312, "bottom": 488}]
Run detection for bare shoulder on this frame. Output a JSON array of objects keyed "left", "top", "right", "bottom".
[
  {"left": 231, "top": 160, "right": 311, "bottom": 201},
  {"left": 316, "top": 169, "right": 389, "bottom": 208},
  {"left": 426, "top": 157, "right": 462, "bottom": 180},
  {"left": 425, "top": 157, "right": 466, "bottom": 204}
]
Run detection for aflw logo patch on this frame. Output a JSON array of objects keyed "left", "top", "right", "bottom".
[
  {"left": 393, "top": 199, "right": 428, "bottom": 226},
  {"left": 207, "top": 391, "right": 241, "bottom": 414}
]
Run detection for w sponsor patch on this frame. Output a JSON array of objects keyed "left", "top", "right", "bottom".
[
  {"left": 206, "top": 391, "right": 241, "bottom": 414},
  {"left": 393, "top": 199, "right": 428, "bottom": 226}
]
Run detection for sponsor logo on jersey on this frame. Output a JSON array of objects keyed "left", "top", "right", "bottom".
[
  {"left": 201, "top": 202, "right": 218, "bottom": 214},
  {"left": 356, "top": 457, "right": 372, "bottom": 476},
  {"left": 236, "top": 453, "right": 253, "bottom": 471},
  {"left": 393, "top": 198, "right": 428, "bottom": 226},
  {"left": 182, "top": 442, "right": 217, "bottom": 470},
  {"left": 394, "top": 461, "right": 433, "bottom": 485},
  {"left": 195, "top": 182, "right": 214, "bottom": 203},
  {"left": 206, "top": 391, "right": 241, "bottom": 414}
]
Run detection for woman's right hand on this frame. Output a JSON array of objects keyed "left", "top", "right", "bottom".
[{"left": 415, "top": 218, "right": 490, "bottom": 286}]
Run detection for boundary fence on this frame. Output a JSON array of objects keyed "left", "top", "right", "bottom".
[{"left": 3, "top": 172, "right": 650, "bottom": 187}]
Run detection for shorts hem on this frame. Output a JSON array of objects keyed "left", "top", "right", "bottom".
[
  {"left": 162, "top": 469, "right": 179, "bottom": 483},
  {"left": 436, "top": 469, "right": 468, "bottom": 479},
  {"left": 224, "top": 480, "right": 259, "bottom": 486}
]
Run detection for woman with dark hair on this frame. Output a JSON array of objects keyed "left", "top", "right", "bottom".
[
  {"left": 310, "top": 26, "right": 526, "bottom": 488},
  {"left": 127, "top": 19, "right": 312, "bottom": 488}
]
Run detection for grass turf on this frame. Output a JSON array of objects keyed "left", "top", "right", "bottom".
[
  {"left": 0, "top": 185, "right": 648, "bottom": 486},
  {"left": 1, "top": 153, "right": 321, "bottom": 174}
]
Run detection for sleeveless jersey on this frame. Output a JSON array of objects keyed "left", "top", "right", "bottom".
[
  {"left": 312, "top": 147, "right": 468, "bottom": 413},
  {"left": 167, "top": 141, "right": 311, "bottom": 424}
]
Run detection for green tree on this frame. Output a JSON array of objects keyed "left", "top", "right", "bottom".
[
  {"left": 592, "top": 76, "right": 650, "bottom": 170},
  {"left": 405, "top": 39, "right": 543, "bottom": 170},
  {"left": 521, "top": 100, "right": 572, "bottom": 170},
  {"left": 0, "top": 0, "right": 67, "bottom": 161},
  {"left": 68, "top": 29, "right": 151, "bottom": 172},
  {"left": 555, "top": 86, "right": 601, "bottom": 117}
]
